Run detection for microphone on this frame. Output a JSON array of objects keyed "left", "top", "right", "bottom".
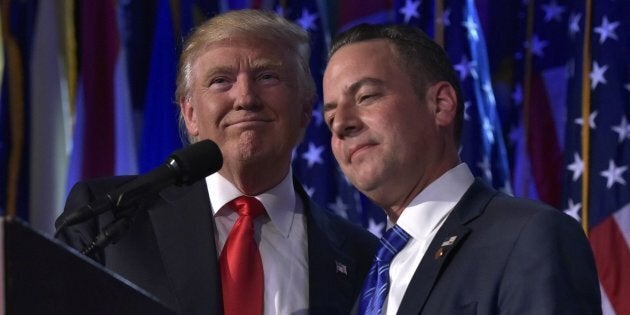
[{"left": 55, "top": 139, "right": 223, "bottom": 234}]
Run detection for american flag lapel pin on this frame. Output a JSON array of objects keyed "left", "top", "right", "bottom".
[
  {"left": 435, "top": 235, "right": 458, "bottom": 259},
  {"left": 441, "top": 236, "right": 457, "bottom": 247},
  {"left": 335, "top": 261, "right": 348, "bottom": 275}
]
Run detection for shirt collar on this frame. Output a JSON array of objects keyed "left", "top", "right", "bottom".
[
  {"left": 395, "top": 163, "right": 474, "bottom": 240},
  {"left": 206, "top": 168, "right": 297, "bottom": 238}
]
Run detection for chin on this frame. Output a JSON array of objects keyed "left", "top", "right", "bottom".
[
  {"left": 348, "top": 166, "right": 382, "bottom": 186},
  {"left": 236, "top": 147, "right": 266, "bottom": 162},
  {"left": 352, "top": 177, "right": 380, "bottom": 195}
]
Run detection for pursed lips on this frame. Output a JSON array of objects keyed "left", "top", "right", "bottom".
[
  {"left": 226, "top": 116, "right": 273, "bottom": 127},
  {"left": 348, "top": 142, "right": 376, "bottom": 162}
]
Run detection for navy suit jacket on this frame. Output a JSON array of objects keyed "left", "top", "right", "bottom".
[
  {"left": 356, "top": 179, "right": 601, "bottom": 315},
  {"left": 57, "top": 176, "right": 378, "bottom": 315}
]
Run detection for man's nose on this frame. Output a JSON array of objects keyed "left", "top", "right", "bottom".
[
  {"left": 233, "top": 79, "right": 261, "bottom": 110},
  {"left": 331, "top": 104, "right": 363, "bottom": 139}
]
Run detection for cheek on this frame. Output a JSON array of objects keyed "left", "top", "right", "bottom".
[
  {"left": 390, "top": 105, "right": 426, "bottom": 133},
  {"left": 193, "top": 103, "right": 225, "bottom": 136},
  {"left": 330, "top": 138, "right": 344, "bottom": 161},
  {"left": 194, "top": 108, "right": 211, "bottom": 130}
]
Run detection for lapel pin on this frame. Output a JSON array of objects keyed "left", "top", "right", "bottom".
[
  {"left": 441, "top": 236, "right": 457, "bottom": 247},
  {"left": 335, "top": 261, "right": 348, "bottom": 275},
  {"left": 435, "top": 235, "right": 458, "bottom": 259},
  {"left": 435, "top": 247, "right": 445, "bottom": 259}
]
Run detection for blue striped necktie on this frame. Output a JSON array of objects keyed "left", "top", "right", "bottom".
[{"left": 358, "top": 225, "right": 411, "bottom": 315}]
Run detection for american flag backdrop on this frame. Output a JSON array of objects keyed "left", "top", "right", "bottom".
[
  {"left": 1, "top": 1, "right": 628, "bottom": 313},
  {"left": 510, "top": 0, "right": 567, "bottom": 208},
  {"left": 562, "top": 1, "right": 630, "bottom": 313},
  {"left": 508, "top": 0, "right": 630, "bottom": 313},
  {"left": 435, "top": 0, "right": 512, "bottom": 193}
]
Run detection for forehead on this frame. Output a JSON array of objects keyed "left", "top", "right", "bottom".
[
  {"left": 331, "top": 40, "right": 401, "bottom": 72},
  {"left": 194, "top": 37, "right": 290, "bottom": 69},
  {"left": 324, "top": 40, "right": 406, "bottom": 89}
]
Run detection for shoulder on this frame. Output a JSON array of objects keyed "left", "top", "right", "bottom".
[
  {"left": 328, "top": 209, "right": 379, "bottom": 245},
  {"left": 293, "top": 177, "right": 378, "bottom": 245},
  {"left": 67, "top": 176, "right": 138, "bottom": 198},
  {"left": 461, "top": 179, "right": 576, "bottom": 229},
  {"left": 55, "top": 176, "right": 139, "bottom": 256},
  {"left": 457, "top": 179, "right": 580, "bottom": 235},
  {"left": 298, "top": 192, "right": 378, "bottom": 255},
  {"left": 309, "top": 196, "right": 377, "bottom": 242},
  {"left": 487, "top": 192, "right": 581, "bottom": 233},
  {"left": 62, "top": 176, "right": 136, "bottom": 214},
  {"left": 59, "top": 176, "right": 138, "bottom": 224},
  {"left": 473, "top": 191, "right": 592, "bottom": 264},
  {"left": 459, "top": 181, "right": 588, "bottom": 251},
  {"left": 483, "top": 195, "right": 601, "bottom": 313}
]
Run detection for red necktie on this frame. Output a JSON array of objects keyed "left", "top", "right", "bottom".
[{"left": 220, "top": 196, "right": 265, "bottom": 315}]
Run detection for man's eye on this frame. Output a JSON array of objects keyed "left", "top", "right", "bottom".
[
  {"left": 358, "top": 94, "right": 375, "bottom": 103},
  {"left": 258, "top": 72, "right": 280, "bottom": 83},
  {"left": 208, "top": 77, "right": 233, "bottom": 90},
  {"left": 210, "top": 77, "right": 228, "bottom": 85}
]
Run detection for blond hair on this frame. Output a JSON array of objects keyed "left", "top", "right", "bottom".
[{"left": 176, "top": 10, "right": 316, "bottom": 143}]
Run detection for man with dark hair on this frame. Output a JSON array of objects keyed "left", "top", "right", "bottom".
[
  {"left": 323, "top": 23, "right": 601, "bottom": 315},
  {"left": 57, "top": 10, "right": 377, "bottom": 315}
]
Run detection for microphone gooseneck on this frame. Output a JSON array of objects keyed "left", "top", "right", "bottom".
[{"left": 55, "top": 140, "right": 223, "bottom": 245}]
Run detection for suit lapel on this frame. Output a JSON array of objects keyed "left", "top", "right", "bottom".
[
  {"left": 397, "top": 179, "right": 497, "bottom": 314},
  {"left": 146, "top": 177, "right": 366, "bottom": 313},
  {"left": 148, "top": 180, "right": 222, "bottom": 314},
  {"left": 295, "top": 179, "right": 358, "bottom": 313}
]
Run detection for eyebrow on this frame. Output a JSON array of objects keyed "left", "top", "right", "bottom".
[
  {"left": 202, "top": 59, "right": 285, "bottom": 80},
  {"left": 203, "top": 65, "right": 232, "bottom": 76},
  {"left": 250, "top": 58, "right": 284, "bottom": 71},
  {"left": 323, "top": 77, "right": 385, "bottom": 112}
]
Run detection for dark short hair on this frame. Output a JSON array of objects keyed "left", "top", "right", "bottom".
[{"left": 329, "top": 24, "right": 464, "bottom": 144}]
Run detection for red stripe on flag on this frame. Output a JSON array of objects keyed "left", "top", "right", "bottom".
[
  {"left": 590, "top": 216, "right": 630, "bottom": 315},
  {"left": 80, "top": 1, "right": 119, "bottom": 179},
  {"left": 526, "top": 73, "right": 562, "bottom": 208},
  {"left": 338, "top": 0, "right": 391, "bottom": 26}
]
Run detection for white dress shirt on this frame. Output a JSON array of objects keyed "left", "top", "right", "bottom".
[
  {"left": 206, "top": 168, "right": 309, "bottom": 315},
  {"left": 382, "top": 163, "right": 474, "bottom": 315}
]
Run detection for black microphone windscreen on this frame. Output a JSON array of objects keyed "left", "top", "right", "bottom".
[{"left": 170, "top": 139, "right": 223, "bottom": 185}]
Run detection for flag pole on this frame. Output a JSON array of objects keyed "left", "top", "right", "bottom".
[
  {"left": 580, "top": 0, "right": 592, "bottom": 235},
  {"left": 522, "top": 0, "right": 535, "bottom": 199}
]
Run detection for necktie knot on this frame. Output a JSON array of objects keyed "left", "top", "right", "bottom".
[
  {"left": 376, "top": 225, "right": 411, "bottom": 262},
  {"left": 229, "top": 196, "right": 266, "bottom": 218}
]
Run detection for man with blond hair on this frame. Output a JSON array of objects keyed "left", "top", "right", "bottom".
[{"left": 57, "top": 10, "right": 377, "bottom": 315}]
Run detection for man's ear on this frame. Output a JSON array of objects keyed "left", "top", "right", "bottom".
[
  {"left": 180, "top": 97, "right": 199, "bottom": 137},
  {"left": 428, "top": 81, "right": 458, "bottom": 127}
]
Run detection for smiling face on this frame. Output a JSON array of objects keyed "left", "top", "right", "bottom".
[
  {"left": 180, "top": 37, "right": 311, "bottom": 185},
  {"left": 323, "top": 39, "right": 456, "bottom": 211}
]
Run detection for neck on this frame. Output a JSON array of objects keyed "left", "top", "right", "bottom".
[
  {"left": 384, "top": 157, "right": 460, "bottom": 223},
  {"left": 219, "top": 160, "right": 290, "bottom": 196}
]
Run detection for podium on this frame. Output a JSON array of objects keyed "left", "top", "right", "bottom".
[{"left": 1, "top": 217, "right": 176, "bottom": 314}]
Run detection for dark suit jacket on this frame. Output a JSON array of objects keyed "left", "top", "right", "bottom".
[
  {"left": 56, "top": 176, "right": 378, "bottom": 315},
  {"left": 356, "top": 179, "right": 601, "bottom": 315}
]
